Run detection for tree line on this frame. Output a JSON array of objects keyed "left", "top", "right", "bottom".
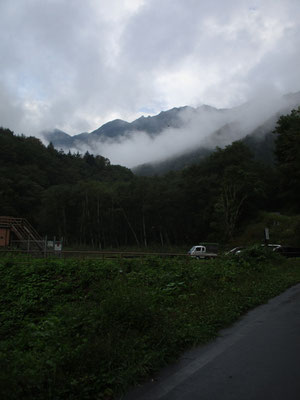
[{"left": 0, "top": 107, "right": 299, "bottom": 248}]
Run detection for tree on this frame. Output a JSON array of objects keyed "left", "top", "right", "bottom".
[
  {"left": 212, "top": 166, "right": 264, "bottom": 240},
  {"left": 200, "top": 141, "right": 265, "bottom": 240},
  {"left": 274, "top": 107, "right": 300, "bottom": 211}
]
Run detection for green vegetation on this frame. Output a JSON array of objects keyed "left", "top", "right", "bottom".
[
  {"left": 1, "top": 106, "right": 300, "bottom": 397},
  {"left": 234, "top": 212, "right": 300, "bottom": 247},
  {"left": 1, "top": 251, "right": 300, "bottom": 399},
  {"left": 274, "top": 107, "right": 300, "bottom": 213},
  {"left": 1, "top": 106, "right": 300, "bottom": 247}
]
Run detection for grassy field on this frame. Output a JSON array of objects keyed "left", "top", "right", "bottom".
[{"left": 1, "top": 248, "right": 300, "bottom": 399}]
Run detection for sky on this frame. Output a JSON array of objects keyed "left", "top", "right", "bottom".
[{"left": 0, "top": 0, "right": 300, "bottom": 141}]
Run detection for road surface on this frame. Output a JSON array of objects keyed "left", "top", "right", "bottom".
[{"left": 122, "top": 283, "right": 300, "bottom": 400}]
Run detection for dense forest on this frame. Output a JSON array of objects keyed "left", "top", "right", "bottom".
[{"left": 1, "top": 107, "right": 300, "bottom": 248}]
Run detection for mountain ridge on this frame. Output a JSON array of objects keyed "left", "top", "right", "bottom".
[
  {"left": 42, "top": 91, "right": 300, "bottom": 173},
  {"left": 42, "top": 104, "right": 221, "bottom": 147}
]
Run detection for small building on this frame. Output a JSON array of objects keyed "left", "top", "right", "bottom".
[
  {"left": 0, "top": 216, "right": 63, "bottom": 256},
  {"left": 0, "top": 225, "right": 10, "bottom": 247},
  {"left": 0, "top": 216, "right": 42, "bottom": 248}
]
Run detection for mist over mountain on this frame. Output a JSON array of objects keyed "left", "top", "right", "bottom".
[
  {"left": 43, "top": 91, "right": 300, "bottom": 172},
  {"left": 43, "top": 105, "right": 201, "bottom": 148}
]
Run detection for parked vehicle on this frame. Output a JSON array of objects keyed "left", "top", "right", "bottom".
[
  {"left": 188, "top": 245, "right": 218, "bottom": 259},
  {"left": 227, "top": 244, "right": 281, "bottom": 256},
  {"left": 261, "top": 243, "right": 281, "bottom": 250},
  {"left": 226, "top": 246, "right": 245, "bottom": 255},
  {"left": 273, "top": 246, "right": 300, "bottom": 258}
]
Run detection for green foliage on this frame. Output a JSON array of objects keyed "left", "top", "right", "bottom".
[
  {"left": 1, "top": 103, "right": 300, "bottom": 249},
  {"left": 274, "top": 107, "right": 300, "bottom": 211},
  {"left": 1, "top": 254, "right": 300, "bottom": 399},
  {"left": 0, "top": 127, "right": 133, "bottom": 233},
  {"left": 235, "top": 212, "right": 300, "bottom": 247},
  {"left": 181, "top": 141, "right": 269, "bottom": 241}
]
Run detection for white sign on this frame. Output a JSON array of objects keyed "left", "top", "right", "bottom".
[
  {"left": 54, "top": 243, "right": 62, "bottom": 251},
  {"left": 264, "top": 228, "right": 270, "bottom": 240}
]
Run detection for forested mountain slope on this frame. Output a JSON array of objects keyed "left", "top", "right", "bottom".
[{"left": 1, "top": 106, "right": 300, "bottom": 247}]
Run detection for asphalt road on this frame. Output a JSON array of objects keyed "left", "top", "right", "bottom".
[{"left": 122, "top": 283, "right": 300, "bottom": 400}]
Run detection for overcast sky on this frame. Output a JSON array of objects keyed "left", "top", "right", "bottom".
[{"left": 0, "top": 0, "right": 300, "bottom": 137}]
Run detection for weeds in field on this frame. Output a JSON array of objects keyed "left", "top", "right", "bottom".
[{"left": 1, "top": 249, "right": 300, "bottom": 399}]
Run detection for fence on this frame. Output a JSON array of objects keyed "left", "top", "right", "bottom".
[{"left": 0, "top": 247, "right": 189, "bottom": 259}]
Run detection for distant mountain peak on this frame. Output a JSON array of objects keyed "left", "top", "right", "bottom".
[
  {"left": 198, "top": 104, "right": 218, "bottom": 112},
  {"left": 100, "top": 118, "right": 129, "bottom": 126},
  {"left": 42, "top": 91, "right": 300, "bottom": 172}
]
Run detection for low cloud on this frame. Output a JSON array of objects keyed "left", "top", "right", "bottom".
[{"left": 67, "top": 90, "right": 299, "bottom": 168}]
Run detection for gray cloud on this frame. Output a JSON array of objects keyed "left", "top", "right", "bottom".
[{"left": 0, "top": 0, "right": 299, "bottom": 145}]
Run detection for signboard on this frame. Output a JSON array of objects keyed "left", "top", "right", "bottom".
[
  {"left": 264, "top": 227, "right": 270, "bottom": 241},
  {"left": 54, "top": 243, "right": 62, "bottom": 251}
]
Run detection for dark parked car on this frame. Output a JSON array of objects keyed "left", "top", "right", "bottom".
[{"left": 273, "top": 246, "right": 300, "bottom": 258}]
